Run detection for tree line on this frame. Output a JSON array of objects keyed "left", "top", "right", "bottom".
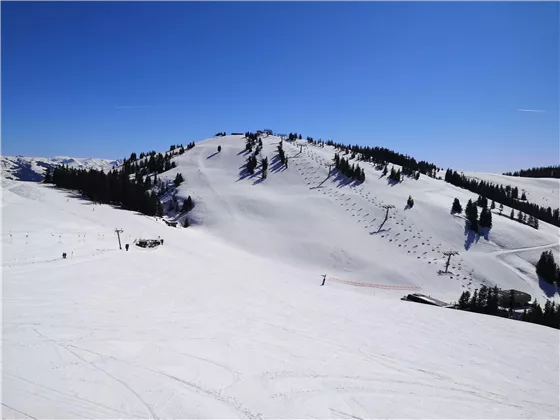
[
  {"left": 334, "top": 153, "right": 365, "bottom": 182},
  {"left": 503, "top": 165, "right": 560, "bottom": 179},
  {"left": 326, "top": 140, "right": 438, "bottom": 177},
  {"left": 44, "top": 166, "right": 164, "bottom": 216},
  {"left": 444, "top": 170, "right": 560, "bottom": 227},
  {"left": 277, "top": 141, "right": 288, "bottom": 168},
  {"left": 456, "top": 285, "right": 559, "bottom": 330},
  {"left": 43, "top": 144, "right": 193, "bottom": 218}
]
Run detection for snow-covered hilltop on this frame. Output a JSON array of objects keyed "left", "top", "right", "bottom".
[
  {"left": 154, "top": 135, "right": 559, "bottom": 304},
  {"left": 1, "top": 155, "right": 122, "bottom": 182},
  {"left": 3, "top": 134, "right": 559, "bottom": 419}
]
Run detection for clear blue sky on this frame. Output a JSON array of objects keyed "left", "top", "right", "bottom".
[{"left": 2, "top": 1, "right": 558, "bottom": 172}]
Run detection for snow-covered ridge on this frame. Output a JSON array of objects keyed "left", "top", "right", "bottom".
[{"left": 1, "top": 155, "right": 122, "bottom": 182}]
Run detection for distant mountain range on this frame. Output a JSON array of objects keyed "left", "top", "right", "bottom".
[{"left": 1, "top": 155, "right": 122, "bottom": 182}]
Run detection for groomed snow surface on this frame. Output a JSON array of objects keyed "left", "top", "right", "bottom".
[{"left": 2, "top": 135, "right": 559, "bottom": 419}]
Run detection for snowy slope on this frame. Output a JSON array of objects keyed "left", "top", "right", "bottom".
[
  {"left": 154, "top": 135, "right": 559, "bottom": 305},
  {"left": 460, "top": 171, "right": 560, "bottom": 210},
  {"left": 2, "top": 177, "right": 559, "bottom": 419},
  {"left": 1, "top": 155, "right": 122, "bottom": 182}
]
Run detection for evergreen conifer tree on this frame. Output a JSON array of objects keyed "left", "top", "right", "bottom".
[
  {"left": 458, "top": 291, "right": 471, "bottom": 309},
  {"left": 465, "top": 199, "right": 479, "bottom": 231},
  {"left": 407, "top": 195, "right": 414, "bottom": 208},
  {"left": 479, "top": 207, "right": 493, "bottom": 229},
  {"left": 451, "top": 198, "right": 462, "bottom": 214},
  {"left": 43, "top": 168, "right": 53, "bottom": 183}
]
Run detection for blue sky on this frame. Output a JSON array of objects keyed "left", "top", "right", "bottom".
[{"left": 2, "top": 2, "right": 558, "bottom": 172}]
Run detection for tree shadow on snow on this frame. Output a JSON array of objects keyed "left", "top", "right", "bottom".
[
  {"left": 331, "top": 171, "right": 362, "bottom": 189},
  {"left": 387, "top": 178, "right": 401, "bottom": 187},
  {"left": 206, "top": 152, "right": 219, "bottom": 159},
  {"left": 270, "top": 154, "right": 287, "bottom": 174},
  {"left": 538, "top": 276, "right": 558, "bottom": 298},
  {"left": 479, "top": 226, "right": 491, "bottom": 241},
  {"left": 310, "top": 174, "right": 331, "bottom": 190},
  {"left": 464, "top": 222, "right": 480, "bottom": 250},
  {"left": 237, "top": 149, "right": 250, "bottom": 156},
  {"left": 237, "top": 164, "right": 258, "bottom": 182},
  {"left": 60, "top": 191, "right": 96, "bottom": 205}
]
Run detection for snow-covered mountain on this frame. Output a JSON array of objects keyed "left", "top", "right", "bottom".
[
  {"left": 3, "top": 135, "right": 559, "bottom": 419},
  {"left": 1, "top": 155, "right": 122, "bottom": 182}
]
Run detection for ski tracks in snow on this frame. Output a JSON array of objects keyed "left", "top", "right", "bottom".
[{"left": 24, "top": 329, "right": 260, "bottom": 419}]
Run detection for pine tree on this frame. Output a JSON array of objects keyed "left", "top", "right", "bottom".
[
  {"left": 479, "top": 207, "right": 493, "bottom": 229},
  {"left": 43, "top": 168, "right": 53, "bottom": 183},
  {"left": 536, "top": 250, "right": 558, "bottom": 285},
  {"left": 521, "top": 191, "right": 527, "bottom": 200},
  {"left": 478, "top": 285, "right": 488, "bottom": 313},
  {"left": 182, "top": 196, "right": 193, "bottom": 212},
  {"left": 407, "top": 195, "right": 414, "bottom": 208},
  {"left": 458, "top": 290, "right": 471, "bottom": 309},
  {"left": 388, "top": 166, "right": 401, "bottom": 183},
  {"left": 382, "top": 165, "right": 388, "bottom": 176},
  {"left": 510, "top": 209, "right": 514, "bottom": 219},
  {"left": 469, "top": 289, "right": 479, "bottom": 311},
  {"left": 451, "top": 198, "right": 462, "bottom": 214},
  {"left": 491, "top": 200, "right": 496, "bottom": 210},
  {"left": 465, "top": 199, "right": 479, "bottom": 231},
  {"left": 262, "top": 157, "right": 268, "bottom": 179},
  {"left": 499, "top": 203, "right": 504, "bottom": 215},
  {"left": 156, "top": 200, "right": 163, "bottom": 217},
  {"left": 174, "top": 173, "right": 184, "bottom": 187},
  {"left": 517, "top": 210, "right": 524, "bottom": 223}
]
